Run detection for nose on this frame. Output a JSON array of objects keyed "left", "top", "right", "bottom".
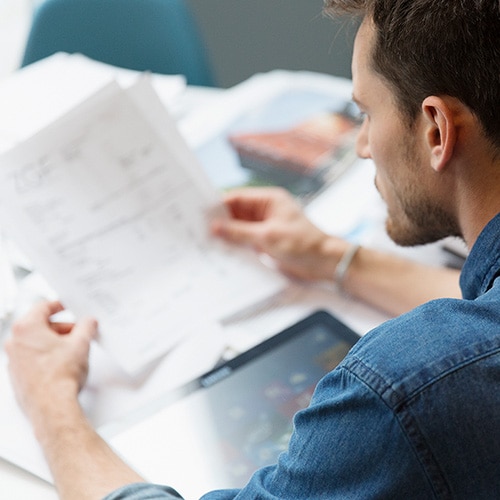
[{"left": 355, "top": 118, "right": 371, "bottom": 159}]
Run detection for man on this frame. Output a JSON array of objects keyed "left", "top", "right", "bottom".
[{"left": 5, "top": 0, "right": 500, "bottom": 498}]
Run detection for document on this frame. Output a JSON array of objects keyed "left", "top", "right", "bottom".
[
  {"left": 0, "top": 234, "right": 17, "bottom": 330},
  {"left": 0, "top": 67, "right": 395, "bottom": 486},
  {"left": 0, "top": 52, "right": 186, "bottom": 152},
  {"left": 0, "top": 77, "right": 286, "bottom": 374}
]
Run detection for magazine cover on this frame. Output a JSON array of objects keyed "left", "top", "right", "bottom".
[
  {"left": 228, "top": 107, "right": 359, "bottom": 198},
  {"left": 192, "top": 72, "right": 361, "bottom": 202}
]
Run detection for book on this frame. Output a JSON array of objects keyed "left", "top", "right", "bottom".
[{"left": 0, "top": 73, "right": 286, "bottom": 375}]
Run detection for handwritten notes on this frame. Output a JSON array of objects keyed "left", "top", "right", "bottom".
[{"left": 0, "top": 78, "right": 285, "bottom": 374}]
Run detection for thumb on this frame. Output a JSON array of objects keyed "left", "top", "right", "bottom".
[
  {"left": 67, "top": 317, "right": 98, "bottom": 391},
  {"left": 71, "top": 317, "right": 99, "bottom": 346},
  {"left": 211, "top": 218, "right": 261, "bottom": 246}
]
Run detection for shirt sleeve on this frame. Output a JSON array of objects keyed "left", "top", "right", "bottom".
[
  {"left": 104, "top": 368, "right": 433, "bottom": 500},
  {"left": 200, "top": 367, "right": 433, "bottom": 499}
]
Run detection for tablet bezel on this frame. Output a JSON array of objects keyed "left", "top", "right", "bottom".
[{"left": 105, "top": 309, "right": 360, "bottom": 435}]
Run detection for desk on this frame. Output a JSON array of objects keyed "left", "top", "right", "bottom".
[
  {"left": 0, "top": 65, "right": 453, "bottom": 499},
  {"left": 0, "top": 174, "right": 386, "bottom": 500}
]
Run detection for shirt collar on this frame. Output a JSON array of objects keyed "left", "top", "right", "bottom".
[{"left": 460, "top": 212, "right": 500, "bottom": 300}]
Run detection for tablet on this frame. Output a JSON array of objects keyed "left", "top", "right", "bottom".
[{"left": 109, "top": 310, "right": 360, "bottom": 498}]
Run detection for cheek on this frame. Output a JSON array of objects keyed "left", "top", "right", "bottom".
[
  {"left": 369, "top": 133, "right": 392, "bottom": 194},
  {"left": 373, "top": 169, "right": 391, "bottom": 205},
  {"left": 370, "top": 140, "right": 407, "bottom": 208},
  {"left": 369, "top": 124, "right": 397, "bottom": 165},
  {"left": 369, "top": 117, "right": 410, "bottom": 173}
]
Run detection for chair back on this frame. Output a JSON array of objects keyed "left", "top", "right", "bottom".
[{"left": 21, "top": 0, "right": 216, "bottom": 86}]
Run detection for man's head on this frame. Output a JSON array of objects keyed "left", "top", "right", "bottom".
[
  {"left": 324, "top": 0, "right": 500, "bottom": 148},
  {"left": 324, "top": 0, "right": 500, "bottom": 247}
]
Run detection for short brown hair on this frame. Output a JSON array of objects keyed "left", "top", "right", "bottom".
[{"left": 324, "top": 0, "right": 500, "bottom": 148}]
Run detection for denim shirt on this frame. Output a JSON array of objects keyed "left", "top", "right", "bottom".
[{"left": 104, "top": 213, "right": 500, "bottom": 500}]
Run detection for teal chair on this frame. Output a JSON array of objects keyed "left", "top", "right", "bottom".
[{"left": 21, "top": 0, "right": 216, "bottom": 86}]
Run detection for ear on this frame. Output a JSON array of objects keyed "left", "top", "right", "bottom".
[{"left": 421, "top": 96, "right": 457, "bottom": 172}]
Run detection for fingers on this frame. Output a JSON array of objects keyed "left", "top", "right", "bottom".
[
  {"left": 46, "top": 316, "right": 98, "bottom": 344},
  {"left": 211, "top": 218, "right": 262, "bottom": 246},
  {"left": 50, "top": 319, "right": 97, "bottom": 337},
  {"left": 72, "top": 317, "right": 99, "bottom": 343},
  {"left": 12, "top": 300, "right": 98, "bottom": 342},
  {"left": 28, "top": 300, "right": 65, "bottom": 323},
  {"left": 222, "top": 193, "right": 268, "bottom": 222},
  {"left": 222, "top": 186, "right": 293, "bottom": 221},
  {"left": 50, "top": 322, "right": 75, "bottom": 335},
  {"left": 212, "top": 187, "right": 295, "bottom": 243},
  {"left": 11, "top": 300, "right": 64, "bottom": 339},
  {"left": 5, "top": 307, "right": 99, "bottom": 416}
]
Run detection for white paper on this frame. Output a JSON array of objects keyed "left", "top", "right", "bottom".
[
  {"left": 0, "top": 52, "right": 186, "bottom": 152},
  {"left": 0, "top": 319, "right": 230, "bottom": 484},
  {"left": 0, "top": 78, "right": 286, "bottom": 374},
  {"left": 0, "top": 234, "right": 18, "bottom": 327}
]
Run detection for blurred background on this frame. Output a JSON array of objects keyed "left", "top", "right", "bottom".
[
  {"left": 0, "top": 0, "right": 356, "bottom": 86},
  {"left": 0, "top": 0, "right": 32, "bottom": 77}
]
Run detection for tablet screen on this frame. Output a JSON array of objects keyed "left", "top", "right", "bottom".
[{"left": 109, "top": 310, "right": 360, "bottom": 496}]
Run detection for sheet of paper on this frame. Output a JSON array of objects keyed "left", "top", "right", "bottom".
[
  {"left": 0, "top": 52, "right": 186, "bottom": 152},
  {"left": 0, "top": 234, "right": 17, "bottom": 328},
  {"left": 0, "top": 78, "right": 286, "bottom": 374},
  {"left": 0, "top": 318, "right": 230, "bottom": 484}
]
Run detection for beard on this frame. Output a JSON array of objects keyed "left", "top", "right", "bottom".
[
  {"left": 378, "top": 135, "right": 461, "bottom": 247},
  {"left": 385, "top": 193, "right": 461, "bottom": 247}
]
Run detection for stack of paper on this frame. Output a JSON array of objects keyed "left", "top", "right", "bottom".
[
  {"left": 0, "top": 64, "right": 286, "bottom": 375},
  {"left": 0, "top": 52, "right": 186, "bottom": 153}
]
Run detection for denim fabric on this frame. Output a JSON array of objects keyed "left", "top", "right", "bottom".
[{"left": 103, "top": 213, "right": 500, "bottom": 499}]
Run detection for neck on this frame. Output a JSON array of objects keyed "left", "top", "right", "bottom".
[{"left": 455, "top": 143, "right": 500, "bottom": 248}]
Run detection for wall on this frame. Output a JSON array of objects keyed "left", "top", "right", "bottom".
[{"left": 187, "top": 0, "right": 357, "bottom": 88}]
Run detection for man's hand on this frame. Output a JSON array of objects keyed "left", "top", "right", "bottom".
[
  {"left": 4, "top": 301, "right": 149, "bottom": 499},
  {"left": 4, "top": 300, "right": 97, "bottom": 424},
  {"left": 211, "top": 187, "right": 349, "bottom": 281}
]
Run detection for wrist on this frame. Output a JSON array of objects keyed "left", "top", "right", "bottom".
[
  {"left": 333, "top": 243, "right": 361, "bottom": 292},
  {"left": 319, "top": 237, "right": 353, "bottom": 280},
  {"left": 29, "top": 384, "right": 83, "bottom": 444}
]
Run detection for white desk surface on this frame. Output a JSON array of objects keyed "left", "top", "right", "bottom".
[
  {"left": 0, "top": 169, "right": 453, "bottom": 499},
  {"left": 0, "top": 64, "right": 455, "bottom": 499}
]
